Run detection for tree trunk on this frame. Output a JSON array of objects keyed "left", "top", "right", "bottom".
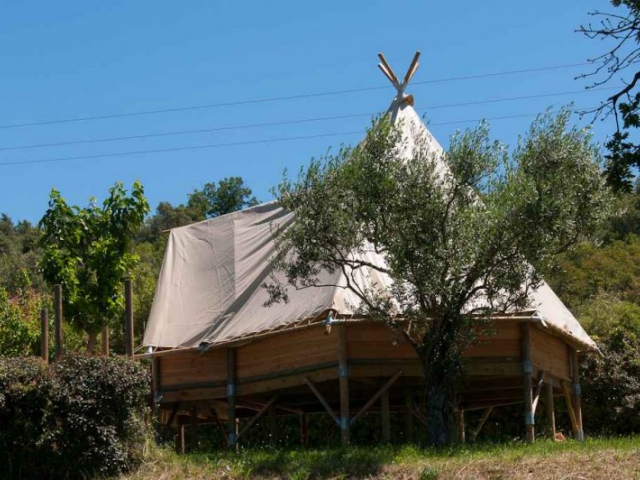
[
  {"left": 87, "top": 331, "right": 98, "bottom": 355},
  {"left": 425, "top": 378, "right": 454, "bottom": 445},
  {"left": 416, "top": 313, "right": 465, "bottom": 446}
]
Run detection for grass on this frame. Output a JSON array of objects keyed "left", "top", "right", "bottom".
[{"left": 126, "top": 436, "right": 640, "bottom": 479}]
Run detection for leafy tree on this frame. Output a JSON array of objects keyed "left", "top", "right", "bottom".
[
  {"left": 579, "top": 0, "right": 640, "bottom": 191},
  {"left": 0, "top": 288, "right": 41, "bottom": 356},
  {"left": 136, "top": 177, "right": 259, "bottom": 243},
  {"left": 546, "top": 236, "right": 640, "bottom": 309},
  {"left": 187, "top": 176, "right": 259, "bottom": 219},
  {"left": 135, "top": 201, "right": 201, "bottom": 243},
  {"left": 0, "top": 215, "right": 43, "bottom": 295},
  {"left": 578, "top": 295, "right": 640, "bottom": 435},
  {"left": 266, "top": 112, "right": 609, "bottom": 445},
  {"left": 38, "top": 181, "right": 149, "bottom": 353}
]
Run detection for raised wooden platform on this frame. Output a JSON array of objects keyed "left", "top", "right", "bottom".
[{"left": 151, "top": 319, "right": 584, "bottom": 448}]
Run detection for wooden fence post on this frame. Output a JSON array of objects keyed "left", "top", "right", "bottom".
[
  {"left": 40, "top": 308, "right": 49, "bottom": 363},
  {"left": 124, "top": 278, "right": 134, "bottom": 357},
  {"left": 152, "top": 357, "right": 162, "bottom": 444},
  {"left": 101, "top": 327, "right": 109, "bottom": 356},
  {"left": 53, "top": 284, "right": 63, "bottom": 361}
]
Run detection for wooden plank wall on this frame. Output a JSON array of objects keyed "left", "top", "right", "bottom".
[
  {"left": 530, "top": 326, "right": 571, "bottom": 381},
  {"left": 158, "top": 320, "right": 573, "bottom": 402},
  {"left": 160, "top": 348, "right": 227, "bottom": 389},
  {"left": 346, "top": 321, "right": 522, "bottom": 361},
  {"left": 464, "top": 323, "right": 521, "bottom": 359},
  {"left": 346, "top": 324, "right": 415, "bottom": 360},
  {"left": 236, "top": 326, "right": 338, "bottom": 379}
]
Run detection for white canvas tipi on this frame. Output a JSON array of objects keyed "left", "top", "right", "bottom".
[{"left": 142, "top": 53, "right": 597, "bottom": 353}]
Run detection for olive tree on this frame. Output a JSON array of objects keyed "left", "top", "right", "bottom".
[
  {"left": 265, "top": 111, "right": 610, "bottom": 445},
  {"left": 39, "top": 181, "right": 149, "bottom": 354}
]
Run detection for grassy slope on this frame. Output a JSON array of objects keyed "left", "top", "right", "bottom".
[{"left": 126, "top": 437, "right": 640, "bottom": 479}]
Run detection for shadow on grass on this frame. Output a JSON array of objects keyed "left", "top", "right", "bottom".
[{"left": 234, "top": 447, "right": 398, "bottom": 478}]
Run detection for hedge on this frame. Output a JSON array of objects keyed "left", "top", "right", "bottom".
[{"left": 0, "top": 355, "right": 151, "bottom": 479}]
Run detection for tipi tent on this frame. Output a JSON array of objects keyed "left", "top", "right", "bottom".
[{"left": 143, "top": 52, "right": 592, "bottom": 448}]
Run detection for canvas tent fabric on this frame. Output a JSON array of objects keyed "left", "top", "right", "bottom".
[{"left": 143, "top": 99, "right": 598, "bottom": 353}]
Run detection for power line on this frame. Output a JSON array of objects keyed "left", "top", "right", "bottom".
[
  {"left": 0, "top": 86, "right": 614, "bottom": 152},
  {"left": 0, "top": 107, "right": 591, "bottom": 168},
  {"left": 0, "top": 62, "right": 592, "bottom": 130}
]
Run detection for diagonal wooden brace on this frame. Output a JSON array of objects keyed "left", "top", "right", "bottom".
[
  {"left": 350, "top": 370, "right": 403, "bottom": 426},
  {"left": 304, "top": 376, "right": 340, "bottom": 426},
  {"left": 237, "top": 394, "right": 280, "bottom": 440},
  {"left": 471, "top": 406, "right": 493, "bottom": 442},
  {"left": 531, "top": 370, "right": 545, "bottom": 415}
]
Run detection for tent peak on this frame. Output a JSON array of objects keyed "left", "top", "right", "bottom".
[{"left": 378, "top": 51, "right": 420, "bottom": 107}]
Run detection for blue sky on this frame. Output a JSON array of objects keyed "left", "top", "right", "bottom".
[{"left": 0, "top": 1, "right": 623, "bottom": 223}]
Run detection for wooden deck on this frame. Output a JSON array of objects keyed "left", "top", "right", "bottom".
[{"left": 151, "top": 319, "right": 584, "bottom": 448}]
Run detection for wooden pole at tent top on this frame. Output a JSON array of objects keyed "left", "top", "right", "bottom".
[{"left": 377, "top": 51, "right": 421, "bottom": 91}]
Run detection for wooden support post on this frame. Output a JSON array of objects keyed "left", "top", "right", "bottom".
[
  {"left": 124, "top": 278, "right": 134, "bottom": 358},
  {"left": 101, "top": 327, "right": 109, "bottom": 356},
  {"left": 190, "top": 406, "right": 198, "bottom": 452},
  {"left": 300, "top": 414, "right": 308, "bottom": 446},
  {"left": 227, "top": 348, "right": 237, "bottom": 450},
  {"left": 521, "top": 322, "right": 535, "bottom": 443},
  {"left": 562, "top": 381, "right": 580, "bottom": 437},
  {"left": 545, "top": 378, "right": 556, "bottom": 440},
  {"left": 471, "top": 407, "right": 493, "bottom": 442},
  {"left": 570, "top": 350, "right": 584, "bottom": 441},
  {"left": 178, "top": 425, "right": 186, "bottom": 454},
  {"left": 338, "top": 324, "right": 350, "bottom": 446},
  {"left": 403, "top": 393, "right": 413, "bottom": 443},
  {"left": 53, "top": 284, "right": 63, "bottom": 361},
  {"left": 381, "top": 388, "right": 391, "bottom": 443},
  {"left": 456, "top": 409, "right": 466, "bottom": 444},
  {"left": 457, "top": 409, "right": 466, "bottom": 444},
  {"left": 268, "top": 404, "right": 277, "bottom": 441},
  {"left": 40, "top": 308, "right": 49, "bottom": 363},
  {"left": 151, "top": 357, "right": 162, "bottom": 444}
]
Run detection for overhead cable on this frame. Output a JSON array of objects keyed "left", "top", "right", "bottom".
[
  {"left": 0, "top": 107, "right": 592, "bottom": 168},
  {"left": 0, "top": 62, "right": 592, "bottom": 130},
  {"left": 0, "top": 87, "right": 614, "bottom": 152}
]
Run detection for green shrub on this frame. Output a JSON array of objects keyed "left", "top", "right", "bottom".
[
  {"left": 0, "top": 356, "right": 50, "bottom": 479},
  {"left": 581, "top": 328, "right": 640, "bottom": 435},
  {"left": 0, "top": 354, "right": 151, "bottom": 479}
]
